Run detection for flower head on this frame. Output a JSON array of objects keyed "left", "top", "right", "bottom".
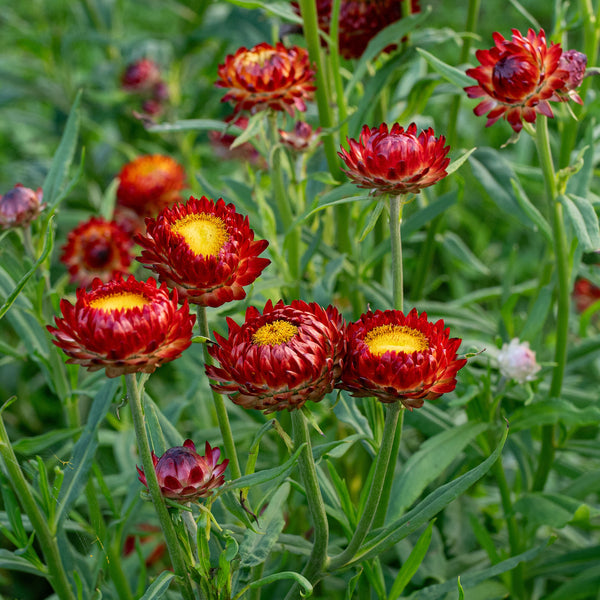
[
  {"left": 338, "top": 308, "right": 467, "bottom": 408},
  {"left": 573, "top": 277, "right": 600, "bottom": 313},
  {"left": 121, "top": 58, "right": 162, "bottom": 93},
  {"left": 557, "top": 49, "right": 587, "bottom": 103},
  {"left": 298, "top": 0, "right": 420, "bottom": 59},
  {"left": 116, "top": 155, "right": 186, "bottom": 218},
  {"left": 47, "top": 275, "right": 195, "bottom": 378},
  {"left": 206, "top": 299, "right": 345, "bottom": 413},
  {"left": 137, "top": 440, "right": 228, "bottom": 503},
  {"left": 60, "top": 216, "right": 133, "bottom": 287},
  {"left": 279, "top": 121, "right": 322, "bottom": 152},
  {"left": 339, "top": 123, "right": 450, "bottom": 196},
  {"left": 465, "top": 29, "right": 572, "bottom": 132},
  {"left": 216, "top": 42, "right": 316, "bottom": 116},
  {"left": 135, "top": 196, "right": 270, "bottom": 307},
  {"left": 0, "top": 184, "right": 46, "bottom": 229},
  {"left": 208, "top": 114, "right": 265, "bottom": 167},
  {"left": 497, "top": 338, "right": 541, "bottom": 384}
]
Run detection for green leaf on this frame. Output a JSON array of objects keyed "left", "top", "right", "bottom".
[
  {"left": 514, "top": 492, "right": 594, "bottom": 529},
  {"left": 221, "top": 0, "right": 303, "bottom": 23},
  {"left": 297, "top": 183, "right": 371, "bottom": 224},
  {"left": 441, "top": 232, "right": 490, "bottom": 276},
  {"left": 148, "top": 118, "right": 236, "bottom": 134},
  {"left": 359, "top": 200, "right": 385, "bottom": 242},
  {"left": 567, "top": 120, "right": 595, "bottom": 197},
  {"left": 0, "top": 549, "right": 47, "bottom": 577},
  {"left": 55, "top": 379, "right": 119, "bottom": 528},
  {"left": 510, "top": 399, "right": 600, "bottom": 432},
  {"left": 544, "top": 565, "right": 600, "bottom": 600},
  {"left": 457, "top": 577, "right": 465, "bottom": 600},
  {"left": 561, "top": 194, "right": 600, "bottom": 252},
  {"left": 238, "top": 483, "right": 289, "bottom": 567},
  {"left": 230, "top": 112, "right": 263, "bottom": 149},
  {"left": 388, "top": 422, "right": 488, "bottom": 518},
  {"left": 388, "top": 520, "right": 435, "bottom": 600},
  {"left": 344, "top": 425, "right": 508, "bottom": 569},
  {"left": 346, "top": 11, "right": 431, "bottom": 99},
  {"left": 139, "top": 571, "right": 175, "bottom": 600},
  {"left": 416, "top": 48, "right": 474, "bottom": 88},
  {"left": 520, "top": 284, "right": 553, "bottom": 341},
  {"left": 232, "top": 571, "right": 312, "bottom": 600},
  {"left": 402, "top": 191, "right": 458, "bottom": 238},
  {"left": 12, "top": 428, "right": 77, "bottom": 456},
  {"left": 446, "top": 147, "right": 477, "bottom": 175},
  {"left": 510, "top": 179, "right": 552, "bottom": 243},
  {"left": 43, "top": 90, "right": 81, "bottom": 209}
]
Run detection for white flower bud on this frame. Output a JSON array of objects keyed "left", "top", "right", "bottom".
[{"left": 497, "top": 338, "right": 541, "bottom": 384}]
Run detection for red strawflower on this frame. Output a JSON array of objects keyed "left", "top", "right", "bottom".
[
  {"left": 60, "top": 216, "right": 133, "bottom": 287},
  {"left": 296, "top": 0, "right": 420, "bottom": 59},
  {"left": 206, "top": 299, "right": 345, "bottom": 413},
  {"left": 137, "top": 440, "right": 228, "bottom": 503},
  {"left": 208, "top": 114, "right": 265, "bottom": 167},
  {"left": 47, "top": 275, "right": 195, "bottom": 378},
  {"left": 573, "top": 277, "right": 600, "bottom": 313},
  {"left": 121, "top": 58, "right": 162, "bottom": 93},
  {"left": 279, "top": 121, "right": 322, "bottom": 152},
  {"left": 338, "top": 308, "right": 467, "bottom": 408},
  {"left": 135, "top": 196, "right": 270, "bottom": 307},
  {"left": 116, "top": 154, "right": 186, "bottom": 218},
  {"left": 465, "top": 29, "right": 572, "bottom": 132},
  {"left": 339, "top": 123, "right": 450, "bottom": 196},
  {"left": 0, "top": 183, "right": 46, "bottom": 230},
  {"left": 215, "top": 42, "right": 316, "bottom": 116}
]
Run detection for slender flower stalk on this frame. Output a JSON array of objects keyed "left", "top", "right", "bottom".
[
  {"left": 390, "top": 195, "right": 404, "bottom": 310},
  {"left": 125, "top": 374, "right": 196, "bottom": 600},
  {"left": 0, "top": 408, "right": 76, "bottom": 600},
  {"left": 531, "top": 116, "right": 570, "bottom": 491},
  {"left": 198, "top": 306, "right": 242, "bottom": 480},
  {"left": 328, "top": 401, "right": 402, "bottom": 570}
]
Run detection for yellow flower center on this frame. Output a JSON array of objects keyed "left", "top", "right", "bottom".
[
  {"left": 252, "top": 320, "right": 298, "bottom": 346},
  {"left": 90, "top": 292, "right": 150, "bottom": 311},
  {"left": 242, "top": 49, "right": 277, "bottom": 69},
  {"left": 171, "top": 214, "right": 229, "bottom": 257},
  {"left": 364, "top": 325, "right": 429, "bottom": 357}
]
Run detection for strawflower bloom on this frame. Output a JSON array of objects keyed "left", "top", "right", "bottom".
[
  {"left": 0, "top": 184, "right": 46, "bottom": 229},
  {"left": 573, "top": 277, "right": 600, "bottom": 313},
  {"left": 206, "top": 299, "right": 345, "bottom": 413},
  {"left": 135, "top": 196, "right": 270, "bottom": 307},
  {"left": 121, "top": 58, "right": 162, "bottom": 93},
  {"left": 47, "top": 275, "right": 195, "bottom": 378},
  {"left": 137, "top": 440, "right": 228, "bottom": 503},
  {"left": 116, "top": 154, "right": 186, "bottom": 218},
  {"left": 294, "top": 0, "right": 420, "bottom": 59},
  {"left": 465, "top": 29, "right": 574, "bottom": 132},
  {"left": 279, "top": 121, "right": 322, "bottom": 152},
  {"left": 338, "top": 308, "right": 467, "bottom": 408},
  {"left": 60, "top": 216, "right": 133, "bottom": 287},
  {"left": 497, "top": 338, "right": 541, "bottom": 384},
  {"left": 557, "top": 49, "right": 587, "bottom": 103},
  {"left": 215, "top": 42, "right": 316, "bottom": 116},
  {"left": 339, "top": 123, "right": 450, "bottom": 196}
]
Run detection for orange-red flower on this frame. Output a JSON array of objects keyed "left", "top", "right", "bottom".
[
  {"left": 60, "top": 216, "right": 133, "bottom": 287},
  {"left": 47, "top": 275, "right": 195, "bottom": 378},
  {"left": 0, "top": 184, "right": 46, "bottom": 229},
  {"left": 135, "top": 196, "right": 270, "bottom": 307},
  {"left": 137, "top": 440, "right": 228, "bottom": 503},
  {"left": 465, "top": 29, "right": 572, "bottom": 132},
  {"left": 339, "top": 123, "right": 450, "bottom": 196},
  {"left": 116, "top": 155, "right": 186, "bottom": 218},
  {"left": 215, "top": 42, "right": 316, "bottom": 116},
  {"left": 295, "top": 0, "right": 420, "bottom": 59},
  {"left": 338, "top": 308, "right": 467, "bottom": 408},
  {"left": 206, "top": 300, "right": 345, "bottom": 413},
  {"left": 279, "top": 121, "right": 321, "bottom": 152}
]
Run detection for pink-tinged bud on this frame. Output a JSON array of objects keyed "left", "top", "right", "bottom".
[
  {"left": 0, "top": 184, "right": 46, "bottom": 229},
  {"left": 137, "top": 440, "right": 228, "bottom": 502},
  {"left": 497, "top": 338, "right": 541, "bottom": 384},
  {"left": 279, "top": 121, "right": 322, "bottom": 152},
  {"left": 121, "top": 58, "right": 162, "bottom": 93},
  {"left": 559, "top": 50, "right": 587, "bottom": 91}
]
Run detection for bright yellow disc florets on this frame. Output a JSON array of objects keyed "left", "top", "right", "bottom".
[
  {"left": 364, "top": 324, "right": 429, "bottom": 357},
  {"left": 171, "top": 214, "right": 229, "bottom": 257},
  {"left": 90, "top": 292, "right": 150, "bottom": 311},
  {"left": 252, "top": 320, "right": 298, "bottom": 346}
]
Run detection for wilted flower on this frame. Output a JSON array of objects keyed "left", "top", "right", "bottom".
[
  {"left": 215, "top": 42, "right": 316, "bottom": 115},
  {"left": 0, "top": 184, "right": 46, "bottom": 229},
  {"left": 135, "top": 196, "right": 270, "bottom": 307},
  {"left": 573, "top": 277, "right": 600, "bottom": 313},
  {"left": 60, "top": 216, "right": 133, "bottom": 287},
  {"left": 557, "top": 49, "right": 587, "bottom": 103},
  {"left": 208, "top": 114, "right": 265, "bottom": 167},
  {"left": 47, "top": 275, "right": 195, "bottom": 378},
  {"left": 137, "top": 440, "right": 228, "bottom": 503},
  {"left": 339, "top": 123, "right": 450, "bottom": 196},
  {"left": 279, "top": 121, "right": 322, "bottom": 152},
  {"left": 465, "top": 29, "right": 573, "bottom": 132},
  {"left": 293, "top": 0, "right": 420, "bottom": 59},
  {"left": 206, "top": 299, "right": 345, "bottom": 413},
  {"left": 116, "top": 154, "right": 186, "bottom": 218},
  {"left": 497, "top": 338, "right": 541, "bottom": 384},
  {"left": 338, "top": 308, "right": 467, "bottom": 408}
]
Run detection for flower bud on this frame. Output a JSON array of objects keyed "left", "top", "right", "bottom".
[
  {"left": 0, "top": 184, "right": 45, "bottom": 229},
  {"left": 497, "top": 338, "right": 541, "bottom": 384}
]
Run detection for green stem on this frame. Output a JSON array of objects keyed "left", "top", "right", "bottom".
[
  {"left": 531, "top": 116, "right": 570, "bottom": 492},
  {"left": 328, "top": 0, "right": 348, "bottom": 143},
  {"left": 390, "top": 195, "right": 404, "bottom": 311},
  {"left": 0, "top": 413, "right": 76, "bottom": 600},
  {"left": 286, "top": 409, "right": 329, "bottom": 596},
  {"left": 198, "top": 306, "right": 242, "bottom": 480},
  {"left": 329, "top": 401, "right": 402, "bottom": 570},
  {"left": 125, "top": 374, "right": 196, "bottom": 600}
]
